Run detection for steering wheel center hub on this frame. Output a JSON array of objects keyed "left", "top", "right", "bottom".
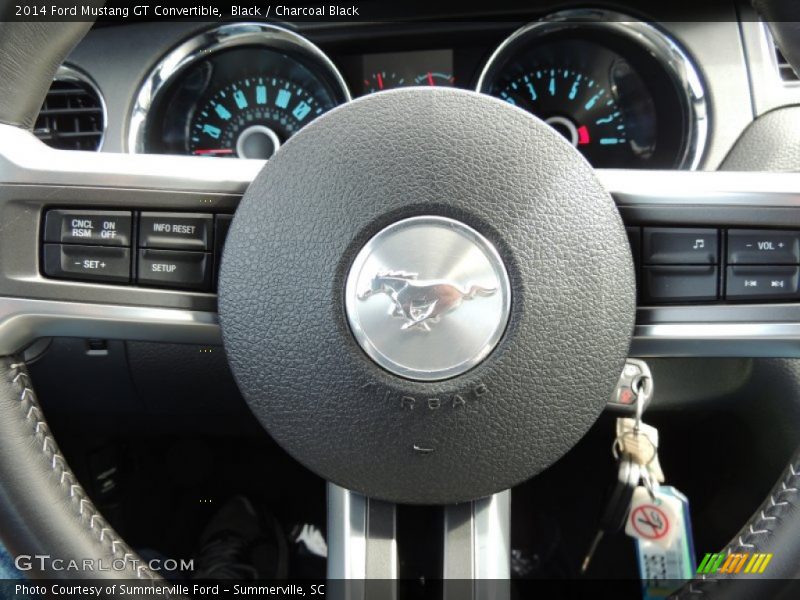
[
  {"left": 345, "top": 215, "right": 511, "bottom": 381},
  {"left": 219, "top": 88, "right": 635, "bottom": 504}
]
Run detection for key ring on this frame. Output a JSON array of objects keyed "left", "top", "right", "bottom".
[
  {"left": 630, "top": 374, "right": 653, "bottom": 434},
  {"left": 641, "top": 466, "right": 657, "bottom": 501}
]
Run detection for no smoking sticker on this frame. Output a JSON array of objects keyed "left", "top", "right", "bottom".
[
  {"left": 630, "top": 504, "right": 670, "bottom": 539},
  {"left": 625, "top": 486, "right": 680, "bottom": 548}
]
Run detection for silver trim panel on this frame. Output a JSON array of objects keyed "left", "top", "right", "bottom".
[
  {"left": 327, "top": 484, "right": 368, "bottom": 580},
  {"left": 6, "top": 293, "right": 800, "bottom": 358},
  {"left": 443, "top": 490, "right": 511, "bottom": 580},
  {"left": 5, "top": 295, "right": 800, "bottom": 358},
  {"left": 632, "top": 323, "right": 800, "bottom": 358},
  {"left": 739, "top": 13, "right": 800, "bottom": 118},
  {"left": 476, "top": 9, "right": 708, "bottom": 170},
  {"left": 0, "top": 296, "right": 220, "bottom": 355},
  {"left": 327, "top": 483, "right": 397, "bottom": 594},
  {"left": 601, "top": 168, "right": 800, "bottom": 206},
  {"left": 0, "top": 123, "right": 262, "bottom": 192}
]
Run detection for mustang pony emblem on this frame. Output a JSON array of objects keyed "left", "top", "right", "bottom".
[{"left": 358, "top": 271, "right": 497, "bottom": 331}]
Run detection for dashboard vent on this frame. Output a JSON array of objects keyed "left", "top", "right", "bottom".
[
  {"left": 773, "top": 43, "right": 800, "bottom": 83},
  {"left": 34, "top": 67, "right": 105, "bottom": 151}
]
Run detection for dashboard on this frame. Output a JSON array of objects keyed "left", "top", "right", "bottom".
[
  {"left": 50, "top": 3, "right": 798, "bottom": 175},
  {"left": 126, "top": 11, "right": 705, "bottom": 170}
]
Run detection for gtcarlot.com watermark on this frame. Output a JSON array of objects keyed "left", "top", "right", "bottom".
[{"left": 14, "top": 553, "right": 194, "bottom": 573}]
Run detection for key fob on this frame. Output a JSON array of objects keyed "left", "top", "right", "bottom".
[{"left": 608, "top": 358, "right": 653, "bottom": 413}]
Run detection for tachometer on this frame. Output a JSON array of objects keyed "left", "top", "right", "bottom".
[
  {"left": 477, "top": 11, "right": 707, "bottom": 169},
  {"left": 489, "top": 49, "right": 657, "bottom": 168}
]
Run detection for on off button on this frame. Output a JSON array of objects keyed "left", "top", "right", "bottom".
[{"left": 44, "top": 210, "right": 132, "bottom": 247}]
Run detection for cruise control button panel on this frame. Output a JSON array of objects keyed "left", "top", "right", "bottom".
[
  {"left": 43, "top": 244, "right": 130, "bottom": 283},
  {"left": 727, "top": 230, "right": 800, "bottom": 265},
  {"left": 139, "top": 212, "right": 212, "bottom": 251},
  {"left": 41, "top": 209, "right": 232, "bottom": 291},
  {"left": 44, "top": 210, "right": 132, "bottom": 247}
]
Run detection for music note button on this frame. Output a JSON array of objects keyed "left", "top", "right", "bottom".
[{"left": 643, "top": 228, "right": 719, "bottom": 265}]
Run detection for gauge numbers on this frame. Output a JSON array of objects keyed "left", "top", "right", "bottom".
[
  {"left": 189, "top": 77, "right": 332, "bottom": 159},
  {"left": 497, "top": 67, "right": 627, "bottom": 156}
]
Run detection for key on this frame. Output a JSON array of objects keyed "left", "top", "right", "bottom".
[
  {"left": 615, "top": 418, "right": 665, "bottom": 484},
  {"left": 580, "top": 454, "right": 642, "bottom": 574}
]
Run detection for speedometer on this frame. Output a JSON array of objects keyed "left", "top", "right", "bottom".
[
  {"left": 129, "top": 23, "right": 350, "bottom": 159},
  {"left": 478, "top": 11, "right": 708, "bottom": 169}
]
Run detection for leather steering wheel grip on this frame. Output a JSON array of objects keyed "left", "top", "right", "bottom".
[
  {"left": 0, "top": 358, "right": 160, "bottom": 582},
  {"left": 0, "top": 19, "right": 161, "bottom": 586},
  {"left": 673, "top": 446, "right": 800, "bottom": 598},
  {"left": 0, "top": 21, "right": 92, "bottom": 129}
]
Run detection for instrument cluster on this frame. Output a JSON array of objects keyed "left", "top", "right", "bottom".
[{"left": 131, "top": 11, "right": 707, "bottom": 169}]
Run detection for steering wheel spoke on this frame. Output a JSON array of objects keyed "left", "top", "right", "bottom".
[
  {"left": 327, "top": 483, "right": 510, "bottom": 599},
  {"left": 0, "top": 124, "right": 260, "bottom": 354},
  {"left": 598, "top": 168, "right": 800, "bottom": 359}
]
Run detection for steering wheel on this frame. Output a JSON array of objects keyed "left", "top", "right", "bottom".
[{"left": 0, "top": 8, "right": 799, "bottom": 598}]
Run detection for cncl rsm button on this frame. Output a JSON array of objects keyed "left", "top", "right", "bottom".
[
  {"left": 44, "top": 210, "right": 132, "bottom": 246},
  {"left": 139, "top": 212, "right": 212, "bottom": 251}
]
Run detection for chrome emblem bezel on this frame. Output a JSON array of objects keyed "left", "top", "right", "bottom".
[{"left": 345, "top": 216, "right": 511, "bottom": 381}]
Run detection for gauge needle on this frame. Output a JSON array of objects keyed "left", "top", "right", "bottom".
[
  {"left": 193, "top": 148, "right": 234, "bottom": 155},
  {"left": 427, "top": 72, "right": 434, "bottom": 86}
]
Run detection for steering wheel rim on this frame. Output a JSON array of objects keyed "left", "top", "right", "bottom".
[{"left": 0, "top": 14, "right": 798, "bottom": 596}]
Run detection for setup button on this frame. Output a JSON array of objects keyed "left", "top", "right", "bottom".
[{"left": 137, "top": 249, "right": 211, "bottom": 291}]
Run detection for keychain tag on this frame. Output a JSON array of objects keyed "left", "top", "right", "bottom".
[
  {"left": 625, "top": 486, "right": 679, "bottom": 547},
  {"left": 629, "top": 486, "right": 696, "bottom": 600}
]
